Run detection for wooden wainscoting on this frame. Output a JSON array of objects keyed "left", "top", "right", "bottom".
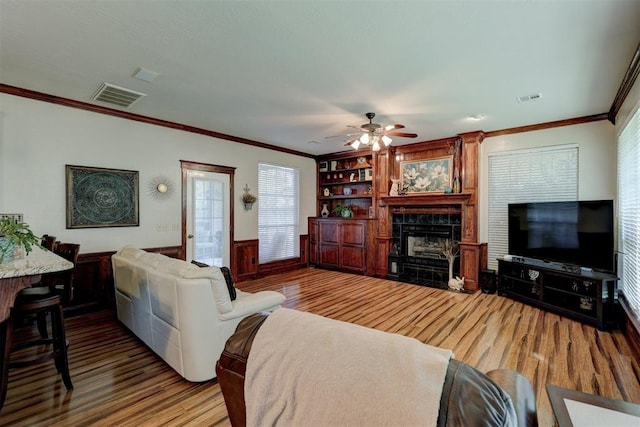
[
  {"left": 233, "top": 239, "right": 258, "bottom": 281},
  {"left": 70, "top": 246, "right": 181, "bottom": 315},
  {"left": 243, "top": 235, "right": 309, "bottom": 280}
]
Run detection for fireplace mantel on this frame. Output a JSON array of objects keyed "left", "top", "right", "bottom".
[{"left": 379, "top": 193, "right": 471, "bottom": 207}]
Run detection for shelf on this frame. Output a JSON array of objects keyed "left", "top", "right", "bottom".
[
  {"left": 316, "top": 153, "right": 375, "bottom": 233},
  {"left": 380, "top": 193, "right": 471, "bottom": 207},
  {"left": 321, "top": 166, "right": 371, "bottom": 173},
  {"left": 320, "top": 180, "right": 372, "bottom": 186},
  {"left": 544, "top": 285, "right": 597, "bottom": 299},
  {"left": 319, "top": 195, "right": 372, "bottom": 200}
]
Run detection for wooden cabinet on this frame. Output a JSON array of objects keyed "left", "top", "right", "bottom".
[
  {"left": 308, "top": 218, "right": 376, "bottom": 275},
  {"left": 317, "top": 152, "right": 375, "bottom": 218},
  {"left": 498, "top": 259, "right": 618, "bottom": 330}
]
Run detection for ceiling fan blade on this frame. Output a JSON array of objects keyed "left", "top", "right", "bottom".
[
  {"left": 325, "top": 132, "right": 361, "bottom": 139},
  {"left": 384, "top": 124, "right": 405, "bottom": 131},
  {"left": 387, "top": 132, "right": 418, "bottom": 138},
  {"left": 344, "top": 138, "right": 359, "bottom": 146}
]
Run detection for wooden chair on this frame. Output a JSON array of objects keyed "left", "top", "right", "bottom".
[
  {"left": 46, "top": 243, "right": 80, "bottom": 305},
  {"left": 0, "top": 292, "right": 73, "bottom": 411},
  {"left": 41, "top": 234, "right": 58, "bottom": 251}
]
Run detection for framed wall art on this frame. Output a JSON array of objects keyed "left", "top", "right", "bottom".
[
  {"left": 66, "top": 165, "right": 139, "bottom": 228},
  {"left": 400, "top": 156, "right": 453, "bottom": 194}
]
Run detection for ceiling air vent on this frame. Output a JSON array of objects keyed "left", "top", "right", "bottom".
[
  {"left": 517, "top": 93, "right": 543, "bottom": 103},
  {"left": 91, "top": 83, "right": 146, "bottom": 108}
]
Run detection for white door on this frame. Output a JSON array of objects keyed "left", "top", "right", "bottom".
[{"left": 186, "top": 170, "right": 230, "bottom": 267}]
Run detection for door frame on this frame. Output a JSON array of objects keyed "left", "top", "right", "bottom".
[{"left": 180, "top": 160, "right": 236, "bottom": 268}]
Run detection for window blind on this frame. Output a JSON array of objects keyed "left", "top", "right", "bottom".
[
  {"left": 617, "top": 103, "right": 640, "bottom": 320},
  {"left": 487, "top": 145, "right": 578, "bottom": 270},
  {"left": 258, "top": 163, "right": 300, "bottom": 263}
]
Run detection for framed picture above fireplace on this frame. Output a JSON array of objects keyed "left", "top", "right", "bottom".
[{"left": 400, "top": 156, "right": 452, "bottom": 194}]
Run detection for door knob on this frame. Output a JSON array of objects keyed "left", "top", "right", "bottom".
[{"left": 187, "top": 234, "right": 193, "bottom": 239}]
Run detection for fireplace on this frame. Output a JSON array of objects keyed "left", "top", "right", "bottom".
[{"left": 388, "top": 212, "right": 461, "bottom": 289}]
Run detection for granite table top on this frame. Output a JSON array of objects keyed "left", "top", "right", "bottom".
[
  {"left": 0, "top": 246, "right": 74, "bottom": 322},
  {"left": 0, "top": 245, "right": 73, "bottom": 279}
]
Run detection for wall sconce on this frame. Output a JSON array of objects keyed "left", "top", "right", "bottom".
[
  {"left": 242, "top": 184, "right": 257, "bottom": 210},
  {"left": 147, "top": 176, "right": 174, "bottom": 200}
]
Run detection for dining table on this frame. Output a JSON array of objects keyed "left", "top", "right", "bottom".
[{"left": 0, "top": 245, "right": 73, "bottom": 323}]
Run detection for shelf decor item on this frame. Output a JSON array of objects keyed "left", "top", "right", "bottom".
[
  {"left": 332, "top": 204, "right": 353, "bottom": 218},
  {"left": 242, "top": 184, "right": 257, "bottom": 211},
  {"left": 321, "top": 204, "right": 330, "bottom": 218},
  {"left": 0, "top": 217, "right": 41, "bottom": 263}
]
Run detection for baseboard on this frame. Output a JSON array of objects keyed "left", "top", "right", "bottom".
[{"left": 257, "top": 257, "right": 307, "bottom": 278}]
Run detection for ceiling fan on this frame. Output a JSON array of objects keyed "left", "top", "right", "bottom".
[{"left": 327, "top": 112, "right": 418, "bottom": 151}]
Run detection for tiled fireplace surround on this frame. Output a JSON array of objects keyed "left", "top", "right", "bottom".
[{"left": 388, "top": 210, "right": 462, "bottom": 288}]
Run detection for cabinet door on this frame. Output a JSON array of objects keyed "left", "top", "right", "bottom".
[
  {"left": 319, "top": 221, "right": 340, "bottom": 243},
  {"left": 340, "top": 246, "right": 366, "bottom": 272},
  {"left": 341, "top": 222, "right": 366, "bottom": 246},
  {"left": 319, "top": 244, "right": 340, "bottom": 267}
]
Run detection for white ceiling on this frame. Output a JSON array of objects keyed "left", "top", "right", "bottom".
[{"left": 1, "top": 0, "right": 638, "bottom": 156}]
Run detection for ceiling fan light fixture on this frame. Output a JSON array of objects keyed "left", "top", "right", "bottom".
[
  {"left": 351, "top": 139, "right": 361, "bottom": 150},
  {"left": 372, "top": 139, "right": 381, "bottom": 152},
  {"left": 382, "top": 135, "right": 392, "bottom": 146},
  {"left": 360, "top": 133, "right": 370, "bottom": 145}
]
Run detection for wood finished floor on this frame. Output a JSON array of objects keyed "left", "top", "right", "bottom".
[{"left": 1, "top": 267, "right": 639, "bottom": 426}]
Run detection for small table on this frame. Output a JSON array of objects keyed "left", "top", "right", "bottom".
[
  {"left": 0, "top": 246, "right": 73, "bottom": 323},
  {"left": 547, "top": 384, "right": 640, "bottom": 427}
]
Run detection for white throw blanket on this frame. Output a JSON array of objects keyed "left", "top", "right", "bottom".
[{"left": 245, "top": 308, "right": 453, "bottom": 427}]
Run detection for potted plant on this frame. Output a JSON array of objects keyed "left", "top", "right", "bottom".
[
  {"left": 332, "top": 204, "right": 354, "bottom": 218},
  {"left": 0, "top": 217, "right": 41, "bottom": 263},
  {"left": 242, "top": 189, "right": 257, "bottom": 210}
]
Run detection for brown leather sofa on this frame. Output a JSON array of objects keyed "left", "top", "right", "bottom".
[{"left": 216, "top": 313, "right": 538, "bottom": 427}]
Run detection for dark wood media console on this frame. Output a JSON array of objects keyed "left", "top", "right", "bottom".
[{"left": 498, "top": 259, "right": 618, "bottom": 330}]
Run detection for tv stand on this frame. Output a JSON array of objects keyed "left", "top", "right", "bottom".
[{"left": 498, "top": 259, "right": 618, "bottom": 330}]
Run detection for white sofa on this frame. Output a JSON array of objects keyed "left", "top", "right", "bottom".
[{"left": 111, "top": 245, "right": 285, "bottom": 382}]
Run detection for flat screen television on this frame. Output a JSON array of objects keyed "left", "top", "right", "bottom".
[{"left": 508, "top": 200, "right": 614, "bottom": 273}]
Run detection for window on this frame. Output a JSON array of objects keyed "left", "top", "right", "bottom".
[
  {"left": 258, "top": 163, "right": 300, "bottom": 263},
  {"left": 618, "top": 102, "right": 640, "bottom": 321},
  {"left": 487, "top": 145, "right": 578, "bottom": 270}
]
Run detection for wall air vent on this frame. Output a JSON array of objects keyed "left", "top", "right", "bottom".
[
  {"left": 91, "top": 83, "right": 146, "bottom": 108},
  {"left": 517, "top": 93, "right": 543, "bottom": 103}
]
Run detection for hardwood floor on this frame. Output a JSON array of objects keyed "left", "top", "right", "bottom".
[{"left": 2, "top": 268, "right": 639, "bottom": 426}]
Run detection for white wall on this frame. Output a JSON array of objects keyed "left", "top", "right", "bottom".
[
  {"left": 479, "top": 120, "right": 617, "bottom": 243},
  {"left": 616, "top": 76, "right": 640, "bottom": 133},
  {"left": 0, "top": 93, "right": 317, "bottom": 253}
]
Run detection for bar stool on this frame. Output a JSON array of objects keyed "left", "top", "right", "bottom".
[
  {"left": 0, "top": 291, "right": 73, "bottom": 411},
  {"left": 21, "top": 243, "right": 79, "bottom": 338}
]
